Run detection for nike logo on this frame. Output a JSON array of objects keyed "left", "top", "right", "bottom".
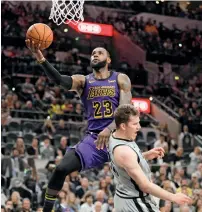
[
  {"left": 108, "top": 80, "right": 116, "bottom": 83},
  {"left": 89, "top": 80, "right": 95, "bottom": 83}
]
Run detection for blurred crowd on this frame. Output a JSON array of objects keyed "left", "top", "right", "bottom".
[
  {"left": 2, "top": 1, "right": 202, "bottom": 66},
  {"left": 87, "top": 1, "right": 202, "bottom": 21},
  {"left": 139, "top": 71, "right": 202, "bottom": 135},
  {"left": 1, "top": 1, "right": 202, "bottom": 212},
  {"left": 95, "top": 12, "right": 202, "bottom": 64}
]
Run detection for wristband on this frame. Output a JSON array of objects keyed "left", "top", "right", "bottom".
[{"left": 37, "top": 57, "right": 46, "bottom": 64}]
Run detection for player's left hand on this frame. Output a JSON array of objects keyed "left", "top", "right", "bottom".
[
  {"left": 143, "top": 147, "right": 165, "bottom": 160},
  {"left": 95, "top": 128, "right": 111, "bottom": 150}
]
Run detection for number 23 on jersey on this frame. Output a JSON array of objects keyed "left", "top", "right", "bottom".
[{"left": 93, "top": 100, "right": 113, "bottom": 118}]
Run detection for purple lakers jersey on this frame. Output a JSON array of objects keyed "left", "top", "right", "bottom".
[{"left": 81, "top": 71, "right": 120, "bottom": 132}]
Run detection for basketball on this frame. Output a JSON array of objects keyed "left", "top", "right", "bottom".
[{"left": 26, "top": 23, "right": 53, "bottom": 50}]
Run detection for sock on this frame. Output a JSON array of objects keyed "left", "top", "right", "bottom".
[{"left": 43, "top": 193, "right": 57, "bottom": 212}]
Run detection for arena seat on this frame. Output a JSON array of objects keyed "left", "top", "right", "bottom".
[
  {"left": 69, "top": 135, "right": 80, "bottom": 146},
  {"left": 136, "top": 131, "right": 144, "bottom": 141},
  {"left": 6, "top": 132, "right": 18, "bottom": 143},
  {"left": 23, "top": 133, "right": 34, "bottom": 144},
  {"left": 22, "top": 122, "right": 35, "bottom": 133},
  {"left": 8, "top": 121, "right": 21, "bottom": 132},
  {"left": 53, "top": 134, "right": 63, "bottom": 147}
]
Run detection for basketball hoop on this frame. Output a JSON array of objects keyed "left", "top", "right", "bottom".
[{"left": 49, "top": 0, "right": 85, "bottom": 26}]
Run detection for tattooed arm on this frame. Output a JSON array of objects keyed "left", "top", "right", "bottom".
[
  {"left": 95, "top": 73, "right": 132, "bottom": 149},
  {"left": 107, "top": 73, "right": 132, "bottom": 131}
]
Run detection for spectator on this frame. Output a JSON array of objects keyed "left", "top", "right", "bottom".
[
  {"left": 40, "top": 138, "right": 55, "bottom": 160},
  {"left": 67, "top": 192, "right": 80, "bottom": 212},
  {"left": 176, "top": 178, "right": 192, "bottom": 197},
  {"left": 72, "top": 103, "right": 84, "bottom": 122},
  {"left": 61, "top": 100, "right": 74, "bottom": 121},
  {"left": 42, "top": 119, "right": 56, "bottom": 138},
  {"left": 1, "top": 100, "right": 12, "bottom": 126},
  {"left": 1, "top": 79, "right": 9, "bottom": 97},
  {"left": 54, "top": 190, "right": 70, "bottom": 212},
  {"left": 170, "top": 147, "right": 184, "bottom": 164},
  {"left": 43, "top": 86, "right": 55, "bottom": 102},
  {"left": 95, "top": 190, "right": 106, "bottom": 204},
  {"left": 11, "top": 191, "right": 22, "bottom": 211},
  {"left": 190, "top": 173, "right": 199, "bottom": 188},
  {"left": 93, "top": 201, "right": 102, "bottom": 212},
  {"left": 75, "top": 178, "right": 89, "bottom": 199},
  {"left": 70, "top": 171, "right": 81, "bottom": 188},
  {"left": 98, "top": 164, "right": 112, "bottom": 179},
  {"left": 48, "top": 99, "right": 63, "bottom": 120},
  {"left": 22, "top": 101, "right": 37, "bottom": 119},
  {"left": 35, "top": 76, "right": 46, "bottom": 87},
  {"left": 26, "top": 137, "right": 39, "bottom": 158},
  {"left": 14, "top": 137, "right": 25, "bottom": 157},
  {"left": 57, "top": 136, "right": 68, "bottom": 156},
  {"left": 80, "top": 192, "right": 94, "bottom": 212},
  {"left": 5, "top": 94, "right": 14, "bottom": 109},
  {"left": 194, "top": 163, "right": 202, "bottom": 179},
  {"left": 103, "top": 196, "right": 114, "bottom": 212},
  {"left": 105, "top": 175, "right": 115, "bottom": 195},
  {"left": 36, "top": 207, "right": 43, "bottom": 212},
  {"left": 1, "top": 148, "right": 27, "bottom": 180},
  {"left": 22, "top": 77, "right": 36, "bottom": 95},
  {"left": 21, "top": 198, "right": 31, "bottom": 212},
  {"left": 55, "top": 119, "right": 69, "bottom": 137},
  {"left": 11, "top": 101, "right": 23, "bottom": 118},
  {"left": 144, "top": 19, "right": 158, "bottom": 35},
  {"left": 188, "top": 147, "right": 202, "bottom": 174},
  {"left": 5, "top": 200, "right": 13, "bottom": 212},
  {"left": 154, "top": 133, "right": 168, "bottom": 151},
  {"left": 99, "top": 179, "right": 112, "bottom": 198}
]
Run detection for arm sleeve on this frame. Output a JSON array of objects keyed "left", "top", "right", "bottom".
[{"left": 39, "top": 60, "right": 72, "bottom": 90}]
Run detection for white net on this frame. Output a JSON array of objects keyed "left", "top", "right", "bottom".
[{"left": 49, "top": 0, "right": 85, "bottom": 26}]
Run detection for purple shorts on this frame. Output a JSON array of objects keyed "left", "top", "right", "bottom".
[{"left": 69, "top": 132, "right": 109, "bottom": 171}]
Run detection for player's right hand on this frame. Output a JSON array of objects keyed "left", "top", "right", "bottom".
[
  {"left": 172, "top": 193, "right": 192, "bottom": 205},
  {"left": 25, "top": 39, "right": 44, "bottom": 61},
  {"left": 25, "top": 39, "right": 41, "bottom": 53}
]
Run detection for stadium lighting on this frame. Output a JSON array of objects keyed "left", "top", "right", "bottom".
[{"left": 156, "top": 1, "right": 159, "bottom": 4}]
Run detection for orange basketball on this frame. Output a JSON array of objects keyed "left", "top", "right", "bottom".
[{"left": 26, "top": 23, "right": 53, "bottom": 50}]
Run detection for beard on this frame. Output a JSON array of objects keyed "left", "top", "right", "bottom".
[{"left": 90, "top": 59, "right": 107, "bottom": 72}]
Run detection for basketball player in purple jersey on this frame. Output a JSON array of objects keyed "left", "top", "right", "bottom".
[{"left": 26, "top": 40, "right": 132, "bottom": 212}]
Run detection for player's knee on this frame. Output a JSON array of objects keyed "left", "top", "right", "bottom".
[
  {"left": 55, "top": 162, "right": 74, "bottom": 176},
  {"left": 55, "top": 164, "right": 67, "bottom": 176}
]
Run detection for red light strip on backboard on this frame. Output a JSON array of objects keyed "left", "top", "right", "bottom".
[{"left": 69, "top": 22, "right": 113, "bottom": 37}]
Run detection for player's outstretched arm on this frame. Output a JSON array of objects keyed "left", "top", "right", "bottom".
[
  {"left": 113, "top": 145, "right": 192, "bottom": 205},
  {"left": 25, "top": 39, "right": 85, "bottom": 93}
]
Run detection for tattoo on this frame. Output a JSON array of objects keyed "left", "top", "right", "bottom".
[
  {"left": 106, "top": 73, "right": 132, "bottom": 132},
  {"left": 118, "top": 73, "right": 132, "bottom": 105}
]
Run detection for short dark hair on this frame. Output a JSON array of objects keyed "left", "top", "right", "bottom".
[
  {"left": 84, "top": 191, "right": 93, "bottom": 201},
  {"left": 114, "top": 104, "right": 139, "bottom": 129}
]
